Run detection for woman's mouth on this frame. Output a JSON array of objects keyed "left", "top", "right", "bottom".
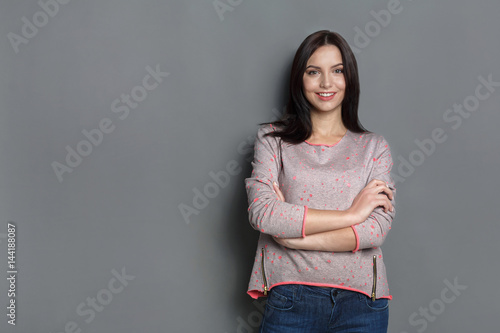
[{"left": 316, "top": 92, "right": 336, "bottom": 101}]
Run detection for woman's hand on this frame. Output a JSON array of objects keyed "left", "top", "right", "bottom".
[
  {"left": 346, "top": 179, "right": 394, "bottom": 225},
  {"left": 272, "top": 181, "right": 285, "bottom": 201},
  {"left": 273, "top": 234, "right": 325, "bottom": 251},
  {"left": 273, "top": 236, "right": 291, "bottom": 248}
]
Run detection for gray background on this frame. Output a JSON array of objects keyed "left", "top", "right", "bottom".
[{"left": 0, "top": 0, "right": 498, "bottom": 332}]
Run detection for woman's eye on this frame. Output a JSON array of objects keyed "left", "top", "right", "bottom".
[
  {"left": 334, "top": 68, "right": 343, "bottom": 73},
  {"left": 307, "top": 70, "right": 319, "bottom": 75}
]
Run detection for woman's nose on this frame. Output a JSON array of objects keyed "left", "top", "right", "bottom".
[{"left": 320, "top": 75, "right": 332, "bottom": 88}]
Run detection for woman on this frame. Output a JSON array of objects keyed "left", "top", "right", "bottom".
[{"left": 244, "top": 30, "right": 396, "bottom": 332}]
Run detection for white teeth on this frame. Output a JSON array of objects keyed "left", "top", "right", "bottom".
[{"left": 318, "top": 93, "right": 334, "bottom": 97}]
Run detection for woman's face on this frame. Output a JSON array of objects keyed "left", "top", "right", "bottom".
[{"left": 302, "top": 45, "right": 346, "bottom": 116}]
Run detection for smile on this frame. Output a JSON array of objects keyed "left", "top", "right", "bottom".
[
  {"left": 316, "top": 92, "right": 335, "bottom": 97},
  {"left": 315, "top": 92, "right": 336, "bottom": 101}
]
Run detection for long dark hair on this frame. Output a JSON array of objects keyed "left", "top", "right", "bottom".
[{"left": 261, "top": 30, "right": 370, "bottom": 144}]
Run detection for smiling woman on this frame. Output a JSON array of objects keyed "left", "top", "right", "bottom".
[
  {"left": 302, "top": 46, "right": 346, "bottom": 128},
  {"left": 244, "top": 30, "right": 396, "bottom": 333}
]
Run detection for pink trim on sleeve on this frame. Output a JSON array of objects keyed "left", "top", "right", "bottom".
[
  {"left": 247, "top": 290, "right": 264, "bottom": 299},
  {"left": 301, "top": 206, "right": 308, "bottom": 238},
  {"left": 351, "top": 225, "right": 360, "bottom": 252}
]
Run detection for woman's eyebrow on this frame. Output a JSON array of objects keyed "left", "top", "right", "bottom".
[{"left": 306, "top": 63, "right": 343, "bottom": 69}]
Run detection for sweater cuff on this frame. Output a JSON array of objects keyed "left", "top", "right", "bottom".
[
  {"left": 351, "top": 225, "right": 360, "bottom": 252},
  {"left": 301, "top": 206, "right": 308, "bottom": 238}
]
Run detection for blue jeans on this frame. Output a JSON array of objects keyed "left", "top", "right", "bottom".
[{"left": 259, "top": 284, "right": 389, "bottom": 333}]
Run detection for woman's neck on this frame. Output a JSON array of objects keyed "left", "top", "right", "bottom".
[{"left": 309, "top": 109, "right": 347, "bottom": 138}]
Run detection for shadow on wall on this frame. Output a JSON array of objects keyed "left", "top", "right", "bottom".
[{"left": 214, "top": 56, "right": 292, "bottom": 331}]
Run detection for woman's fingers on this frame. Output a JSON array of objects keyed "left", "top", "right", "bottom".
[
  {"left": 273, "top": 181, "right": 285, "bottom": 201},
  {"left": 369, "top": 179, "right": 394, "bottom": 200},
  {"left": 375, "top": 195, "right": 394, "bottom": 213},
  {"left": 378, "top": 186, "right": 394, "bottom": 201},
  {"left": 273, "top": 237, "right": 288, "bottom": 247},
  {"left": 347, "top": 179, "right": 395, "bottom": 222}
]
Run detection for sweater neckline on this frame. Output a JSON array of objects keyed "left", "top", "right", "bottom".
[{"left": 303, "top": 129, "right": 350, "bottom": 147}]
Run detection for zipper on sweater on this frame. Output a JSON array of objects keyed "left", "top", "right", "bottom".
[
  {"left": 371, "top": 255, "right": 377, "bottom": 301},
  {"left": 261, "top": 248, "right": 268, "bottom": 296}
]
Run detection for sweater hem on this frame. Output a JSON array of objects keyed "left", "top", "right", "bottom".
[
  {"left": 247, "top": 281, "right": 392, "bottom": 300},
  {"left": 301, "top": 206, "right": 308, "bottom": 238}
]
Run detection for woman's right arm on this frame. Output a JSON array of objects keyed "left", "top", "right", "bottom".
[{"left": 245, "top": 125, "right": 309, "bottom": 239}]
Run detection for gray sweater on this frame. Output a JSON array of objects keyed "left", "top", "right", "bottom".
[{"left": 245, "top": 124, "right": 396, "bottom": 300}]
